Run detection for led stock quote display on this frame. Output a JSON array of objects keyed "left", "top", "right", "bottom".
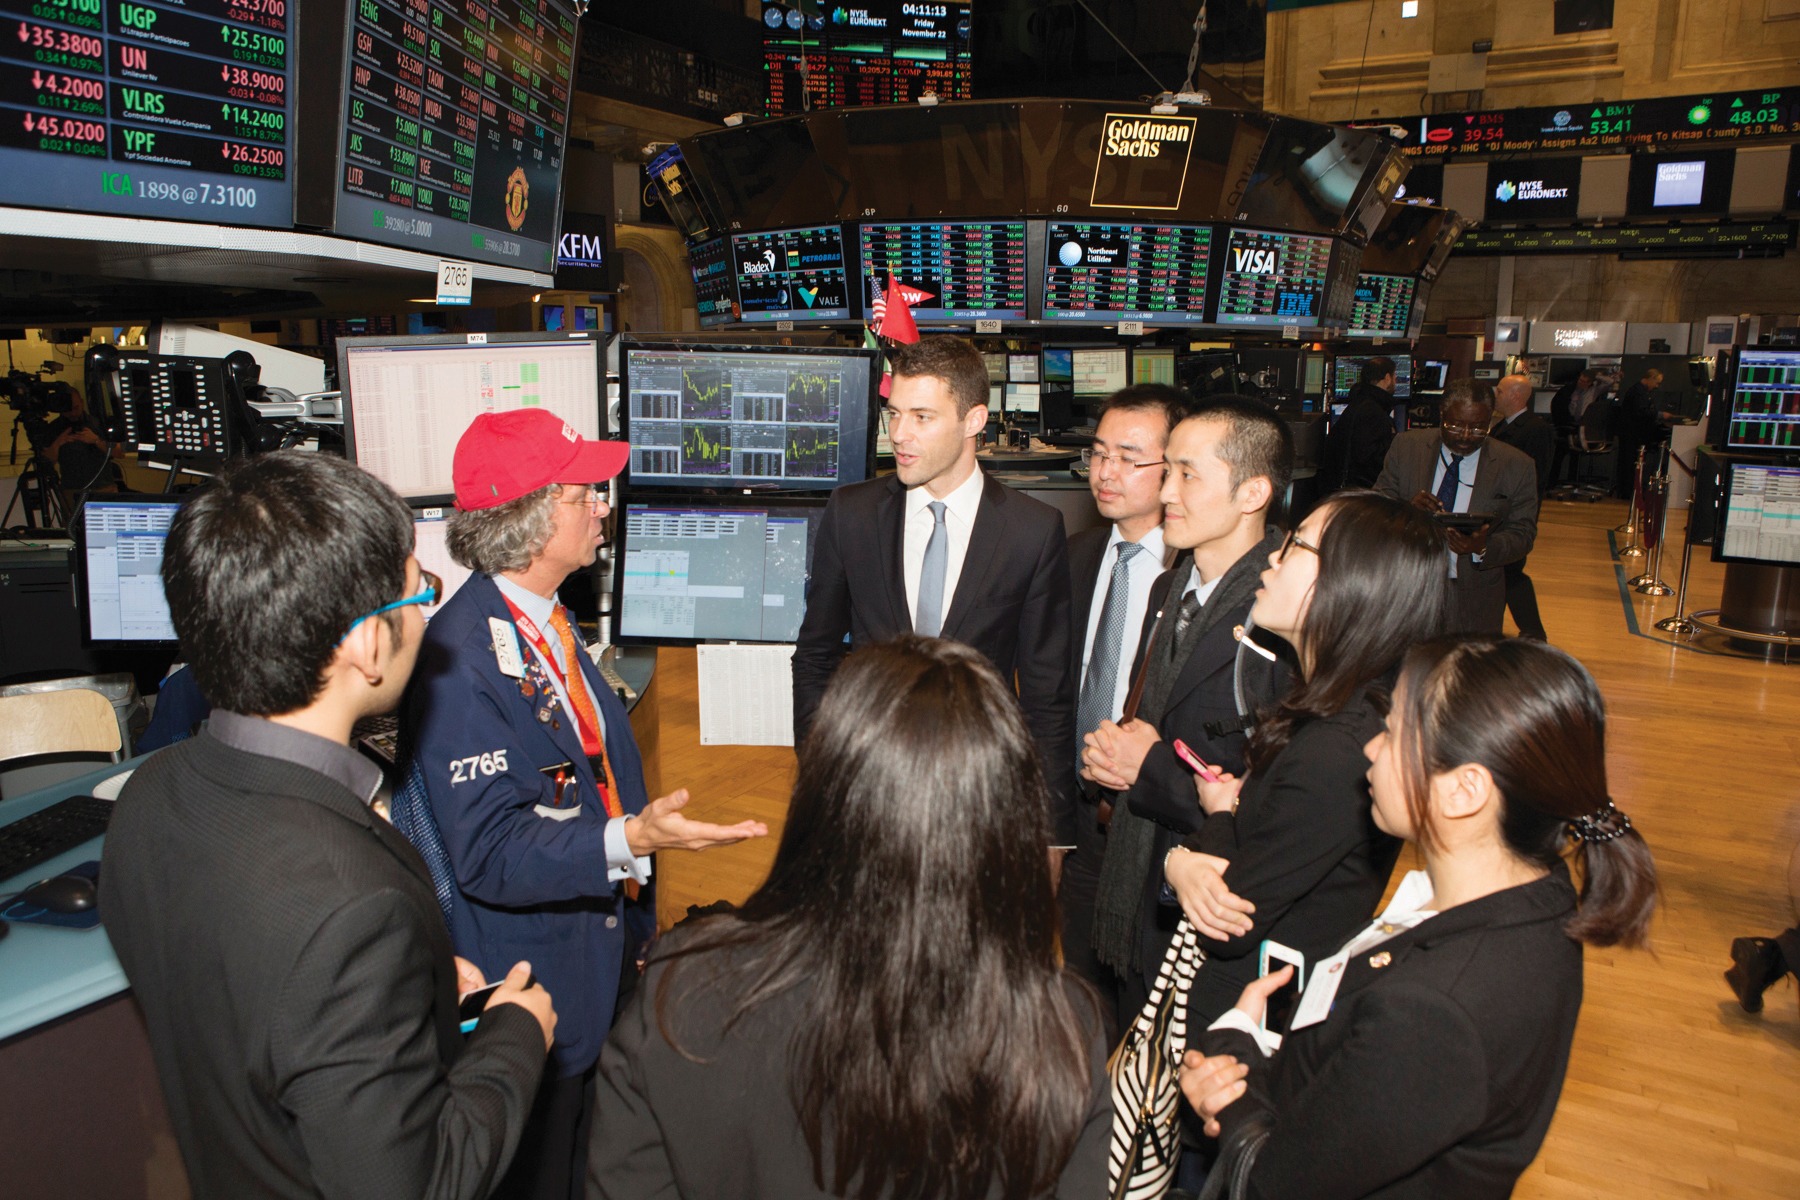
[
  {"left": 761, "top": 0, "right": 971, "bottom": 115},
  {"left": 622, "top": 346, "right": 873, "bottom": 491},
  {"left": 1727, "top": 350, "right": 1800, "bottom": 451},
  {"left": 1041, "top": 222, "right": 1213, "bottom": 323},
  {"left": 332, "top": 0, "right": 578, "bottom": 270},
  {"left": 689, "top": 235, "right": 735, "bottom": 327},
  {"left": 730, "top": 225, "right": 851, "bottom": 322},
  {"left": 1395, "top": 89, "right": 1800, "bottom": 157},
  {"left": 0, "top": 0, "right": 293, "bottom": 225},
  {"left": 858, "top": 221, "right": 1027, "bottom": 322},
  {"left": 1214, "top": 229, "right": 1335, "bottom": 328},
  {"left": 1348, "top": 273, "right": 1417, "bottom": 339}
]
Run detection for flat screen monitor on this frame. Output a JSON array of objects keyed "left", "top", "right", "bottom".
[
  {"left": 618, "top": 342, "right": 876, "bottom": 492},
  {"left": 612, "top": 499, "right": 827, "bottom": 644},
  {"left": 1331, "top": 355, "right": 1413, "bottom": 402},
  {"left": 411, "top": 506, "right": 475, "bottom": 620},
  {"left": 1133, "top": 349, "right": 1176, "bottom": 386},
  {"left": 1213, "top": 229, "right": 1337, "bottom": 328},
  {"left": 1547, "top": 356, "right": 1590, "bottom": 387},
  {"left": 76, "top": 495, "right": 184, "bottom": 644},
  {"left": 1347, "top": 273, "right": 1418, "bottom": 339},
  {"left": 1071, "top": 347, "right": 1128, "bottom": 397},
  {"left": 983, "top": 353, "right": 1007, "bottom": 383},
  {"left": 1725, "top": 350, "right": 1800, "bottom": 451},
  {"left": 730, "top": 225, "right": 853, "bottom": 322},
  {"left": 1416, "top": 360, "right": 1450, "bottom": 393},
  {"left": 542, "top": 305, "right": 567, "bottom": 332},
  {"left": 1008, "top": 354, "right": 1039, "bottom": 382},
  {"left": 1003, "top": 382, "right": 1041, "bottom": 414},
  {"left": 1627, "top": 150, "right": 1736, "bottom": 217},
  {"left": 1041, "top": 222, "right": 1214, "bottom": 323},
  {"left": 858, "top": 221, "right": 1029, "bottom": 322},
  {"left": 339, "top": 333, "right": 605, "bottom": 505},
  {"left": 1716, "top": 462, "right": 1800, "bottom": 566},
  {"left": 690, "top": 236, "right": 738, "bottom": 328}
]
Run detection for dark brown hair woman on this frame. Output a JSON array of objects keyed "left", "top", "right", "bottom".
[
  {"left": 1183, "top": 635, "right": 1659, "bottom": 1198},
  {"left": 587, "top": 636, "right": 1110, "bottom": 1200}
]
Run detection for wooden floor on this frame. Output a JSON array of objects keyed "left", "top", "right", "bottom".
[{"left": 650, "top": 498, "right": 1800, "bottom": 1198}]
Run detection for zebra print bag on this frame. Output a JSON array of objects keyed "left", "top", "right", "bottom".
[{"left": 1106, "top": 918, "right": 1206, "bottom": 1200}]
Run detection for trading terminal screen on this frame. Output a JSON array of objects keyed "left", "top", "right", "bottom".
[
  {"left": 1041, "top": 222, "right": 1214, "bottom": 323},
  {"left": 613, "top": 501, "right": 825, "bottom": 644},
  {"left": 1214, "top": 229, "right": 1336, "bottom": 328},
  {"left": 1719, "top": 463, "right": 1800, "bottom": 566},
  {"left": 412, "top": 508, "right": 474, "bottom": 618},
  {"left": 1347, "top": 273, "right": 1418, "bottom": 339},
  {"left": 730, "top": 225, "right": 852, "bottom": 322},
  {"left": 340, "top": 334, "right": 604, "bottom": 503},
  {"left": 1726, "top": 350, "right": 1800, "bottom": 451},
  {"left": 690, "top": 236, "right": 737, "bottom": 327},
  {"left": 79, "top": 498, "right": 181, "bottom": 643},
  {"left": 1071, "top": 347, "right": 1128, "bottom": 396},
  {"left": 620, "top": 344, "right": 875, "bottom": 492},
  {"left": 1331, "top": 355, "right": 1413, "bottom": 402},
  {"left": 858, "top": 221, "right": 1028, "bottom": 322}
]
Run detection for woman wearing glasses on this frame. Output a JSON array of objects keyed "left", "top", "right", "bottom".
[
  {"left": 1162, "top": 492, "right": 1448, "bottom": 1043},
  {"left": 1183, "top": 637, "right": 1658, "bottom": 1197}
]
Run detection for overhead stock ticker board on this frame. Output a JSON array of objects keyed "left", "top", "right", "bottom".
[
  {"left": 1369, "top": 88, "right": 1800, "bottom": 157},
  {"left": 0, "top": 0, "right": 294, "bottom": 226}
]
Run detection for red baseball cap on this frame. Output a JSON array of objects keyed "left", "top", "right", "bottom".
[{"left": 452, "top": 408, "right": 630, "bottom": 511}]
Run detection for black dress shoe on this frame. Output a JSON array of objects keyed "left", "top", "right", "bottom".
[{"left": 1725, "top": 937, "right": 1787, "bottom": 1013}]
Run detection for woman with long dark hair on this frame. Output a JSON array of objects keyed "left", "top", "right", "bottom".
[
  {"left": 586, "top": 636, "right": 1109, "bottom": 1200},
  {"left": 1183, "top": 636, "right": 1659, "bottom": 1198},
  {"left": 1160, "top": 490, "right": 1449, "bottom": 1034}
]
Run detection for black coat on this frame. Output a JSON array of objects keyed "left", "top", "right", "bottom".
[
  {"left": 1321, "top": 384, "right": 1398, "bottom": 491},
  {"left": 1182, "top": 690, "right": 1402, "bottom": 1028},
  {"left": 1491, "top": 410, "right": 1555, "bottom": 498},
  {"left": 792, "top": 470, "right": 1078, "bottom": 842},
  {"left": 103, "top": 731, "right": 546, "bottom": 1199},
  {"left": 1203, "top": 867, "right": 1584, "bottom": 1200}
]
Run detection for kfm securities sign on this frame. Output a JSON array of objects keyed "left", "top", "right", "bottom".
[
  {"left": 1483, "top": 157, "right": 1583, "bottom": 221},
  {"left": 1091, "top": 113, "right": 1198, "bottom": 210}
]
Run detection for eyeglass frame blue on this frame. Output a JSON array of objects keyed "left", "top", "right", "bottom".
[{"left": 340, "top": 569, "right": 443, "bottom": 644}]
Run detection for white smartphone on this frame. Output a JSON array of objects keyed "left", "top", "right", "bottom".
[{"left": 1257, "top": 940, "right": 1307, "bottom": 1034}]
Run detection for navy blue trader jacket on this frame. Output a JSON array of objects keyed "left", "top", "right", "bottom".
[{"left": 405, "top": 571, "right": 649, "bottom": 1078}]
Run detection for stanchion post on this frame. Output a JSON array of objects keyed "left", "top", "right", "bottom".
[
  {"left": 1616, "top": 448, "right": 1646, "bottom": 562},
  {"left": 1655, "top": 448, "right": 1699, "bottom": 635},
  {"left": 1634, "top": 473, "right": 1673, "bottom": 595}
]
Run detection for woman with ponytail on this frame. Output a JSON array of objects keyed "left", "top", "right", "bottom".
[{"left": 1182, "top": 636, "right": 1658, "bottom": 1199}]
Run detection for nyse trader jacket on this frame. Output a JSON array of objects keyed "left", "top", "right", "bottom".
[
  {"left": 405, "top": 572, "right": 650, "bottom": 1078},
  {"left": 791, "top": 470, "right": 1079, "bottom": 844}
]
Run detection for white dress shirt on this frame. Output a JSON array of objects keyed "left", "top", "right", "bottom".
[
  {"left": 1182, "top": 561, "right": 1226, "bottom": 608},
  {"left": 903, "top": 464, "right": 987, "bottom": 628},
  {"left": 1080, "top": 525, "right": 1169, "bottom": 721},
  {"left": 493, "top": 573, "right": 648, "bottom": 884},
  {"left": 1430, "top": 444, "right": 1484, "bottom": 579}
]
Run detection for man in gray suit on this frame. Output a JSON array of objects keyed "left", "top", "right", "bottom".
[{"left": 1376, "top": 378, "right": 1539, "bottom": 635}]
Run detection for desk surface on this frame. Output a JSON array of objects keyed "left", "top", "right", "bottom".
[{"left": 0, "top": 757, "right": 144, "bottom": 1043}]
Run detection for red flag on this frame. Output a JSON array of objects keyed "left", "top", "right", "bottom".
[{"left": 877, "top": 271, "right": 922, "bottom": 345}]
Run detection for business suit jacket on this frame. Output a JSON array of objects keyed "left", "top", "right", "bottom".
[
  {"left": 1492, "top": 410, "right": 1555, "bottom": 497},
  {"left": 405, "top": 571, "right": 651, "bottom": 1076},
  {"left": 793, "top": 469, "right": 1078, "bottom": 842},
  {"left": 1182, "top": 690, "right": 1402, "bottom": 1030},
  {"left": 1321, "top": 385, "right": 1398, "bottom": 491},
  {"left": 588, "top": 936, "right": 1112, "bottom": 1199},
  {"left": 104, "top": 731, "right": 545, "bottom": 1199},
  {"left": 1375, "top": 430, "right": 1540, "bottom": 635},
  {"left": 1203, "top": 867, "right": 1584, "bottom": 1200}
]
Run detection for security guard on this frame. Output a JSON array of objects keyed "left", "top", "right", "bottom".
[{"left": 403, "top": 408, "right": 766, "bottom": 1200}]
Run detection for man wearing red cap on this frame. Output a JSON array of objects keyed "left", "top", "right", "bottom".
[{"left": 404, "top": 408, "right": 766, "bottom": 1200}]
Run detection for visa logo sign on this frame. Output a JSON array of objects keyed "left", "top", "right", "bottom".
[{"left": 1231, "top": 248, "right": 1278, "bottom": 274}]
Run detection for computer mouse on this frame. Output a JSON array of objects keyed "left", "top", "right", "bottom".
[{"left": 16, "top": 874, "right": 97, "bottom": 915}]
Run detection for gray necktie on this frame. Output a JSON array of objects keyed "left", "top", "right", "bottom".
[
  {"left": 915, "top": 500, "right": 948, "bottom": 637},
  {"left": 1169, "top": 588, "right": 1203, "bottom": 658},
  {"left": 1077, "top": 541, "right": 1145, "bottom": 764}
]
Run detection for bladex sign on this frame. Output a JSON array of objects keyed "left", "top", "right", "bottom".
[{"left": 1091, "top": 113, "right": 1197, "bottom": 211}]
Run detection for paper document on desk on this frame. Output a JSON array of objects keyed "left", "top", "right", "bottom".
[{"left": 696, "top": 644, "right": 796, "bottom": 746}]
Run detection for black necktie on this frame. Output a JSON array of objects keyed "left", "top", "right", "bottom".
[{"left": 1169, "top": 589, "right": 1202, "bottom": 658}]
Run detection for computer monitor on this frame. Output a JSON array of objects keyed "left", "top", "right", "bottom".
[
  {"left": 1132, "top": 348, "right": 1176, "bottom": 386},
  {"left": 1331, "top": 354, "right": 1413, "bottom": 401},
  {"left": 411, "top": 506, "right": 475, "bottom": 620},
  {"left": 1071, "top": 347, "right": 1128, "bottom": 397},
  {"left": 1346, "top": 273, "right": 1418, "bottom": 340},
  {"left": 339, "top": 333, "right": 606, "bottom": 506},
  {"left": 611, "top": 498, "right": 828, "bottom": 645},
  {"left": 542, "top": 304, "right": 567, "bottom": 332},
  {"left": 1416, "top": 360, "right": 1450, "bottom": 393},
  {"left": 618, "top": 341, "right": 876, "bottom": 492},
  {"left": 1715, "top": 462, "right": 1800, "bottom": 566},
  {"left": 1547, "top": 356, "right": 1589, "bottom": 387},
  {"left": 1722, "top": 349, "right": 1800, "bottom": 451},
  {"left": 75, "top": 495, "right": 184, "bottom": 644}
]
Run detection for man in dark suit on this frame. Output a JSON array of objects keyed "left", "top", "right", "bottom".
[
  {"left": 1320, "top": 355, "right": 1398, "bottom": 491},
  {"left": 1491, "top": 373, "right": 1554, "bottom": 640},
  {"left": 407, "top": 410, "right": 766, "bottom": 1200},
  {"left": 1377, "top": 378, "right": 1540, "bottom": 635},
  {"left": 1614, "top": 367, "right": 1672, "bottom": 498},
  {"left": 1081, "top": 398, "right": 1294, "bottom": 1020},
  {"left": 1062, "top": 384, "right": 1182, "bottom": 1002},
  {"left": 103, "top": 451, "right": 556, "bottom": 1200},
  {"left": 793, "top": 335, "right": 1078, "bottom": 852},
  {"left": 1548, "top": 368, "right": 1600, "bottom": 486}
]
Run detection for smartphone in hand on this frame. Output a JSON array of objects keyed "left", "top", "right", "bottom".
[
  {"left": 457, "top": 972, "right": 537, "bottom": 1034},
  {"left": 1258, "top": 941, "right": 1306, "bottom": 1034},
  {"left": 1173, "top": 738, "right": 1221, "bottom": 783}
]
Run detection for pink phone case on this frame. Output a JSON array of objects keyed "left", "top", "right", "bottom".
[{"left": 1173, "top": 739, "right": 1221, "bottom": 783}]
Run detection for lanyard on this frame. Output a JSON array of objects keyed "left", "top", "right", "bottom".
[{"left": 500, "top": 596, "right": 602, "bottom": 752}]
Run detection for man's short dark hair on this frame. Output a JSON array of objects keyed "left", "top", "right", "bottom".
[
  {"left": 1185, "top": 395, "right": 1295, "bottom": 499},
  {"left": 887, "top": 336, "right": 990, "bottom": 418},
  {"left": 1360, "top": 356, "right": 1397, "bottom": 387},
  {"left": 162, "top": 451, "right": 414, "bottom": 716},
  {"left": 1099, "top": 383, "right": 1187, "bottom": 438},
  {"left": 1442, "top": 377, "right": 1496, "bottom": 412}
]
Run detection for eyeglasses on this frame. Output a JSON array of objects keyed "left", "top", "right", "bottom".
[
  {"left": 342, "top": 569, "right": 442, "bottom": 642},
  {"left": 1440, "top": 422, "right": 1490, "bottom": 440},
  {"left": 1277, "top": 529, "right": 1320, "bottom": 562},
  {"left": 1081, "top": 449, "right": 1167, "bottom": 474},
  {"left": 556, "top": 485, "right": 608, "bottom": 512}
]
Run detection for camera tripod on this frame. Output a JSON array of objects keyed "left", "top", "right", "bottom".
[{"left": 1, "top": 420, "right": 69, "bottom": 533}]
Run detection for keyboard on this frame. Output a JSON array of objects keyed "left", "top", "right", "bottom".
[
  {"left": 353, "top": 712, "right": 401, "bottom": 765},
  {"left": 0, "top": 795, "right": 113, "bottom": 885},
  {"left": 1040, "top": 427, "right": 1097, "bottom": 448}
]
